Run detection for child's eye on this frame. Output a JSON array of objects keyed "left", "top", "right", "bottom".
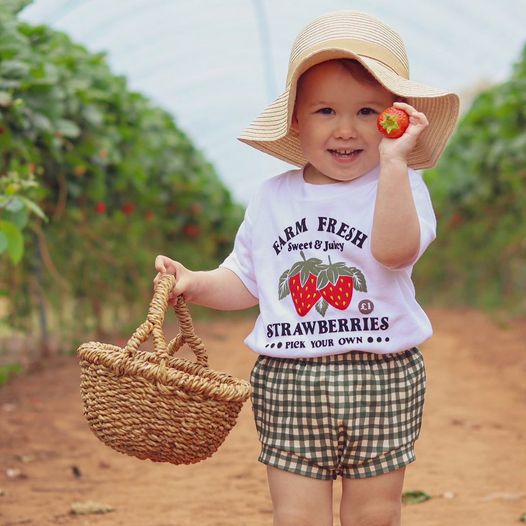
[
  {"left": 317, "top": 107, "right": 334, "bottom": 115},
  {"left": 359, "top": 107, "right": 377, "bottom": 116}
]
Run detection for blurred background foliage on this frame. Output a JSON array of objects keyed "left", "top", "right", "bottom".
[
  {"left": 0, "top": 0, "right": 525, "bottom": 372},
  {"left": 414, "top": 43, "right": 526, "bottom": 315},
  {"left": 0, "top": 0, "right": 243, "bottom": 359}
]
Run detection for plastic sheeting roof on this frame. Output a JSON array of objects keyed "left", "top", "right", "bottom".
[{"left": 20, "top": 0, "right": 526, "bottom": 202}]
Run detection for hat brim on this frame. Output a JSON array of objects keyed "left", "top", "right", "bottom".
[{"left": 239, "top": 50, "right": 459, "bottom": 170}]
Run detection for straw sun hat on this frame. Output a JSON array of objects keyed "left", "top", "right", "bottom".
[{"left": 239, "top": 10, "right": 460, "bottom": 170}]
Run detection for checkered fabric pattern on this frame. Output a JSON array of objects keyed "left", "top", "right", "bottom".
[{"left": 250, "top": 348, "right": 426, "bottom": 480}]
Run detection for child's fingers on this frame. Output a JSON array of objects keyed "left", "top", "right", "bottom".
[
  {"left": 153, "top": 255, "right": 174, "bottom": 291},
  {"left": 393, "top": 101, "right": 429, "bottom": 129},
  {"left": 154, "top": 254, "right": 167, "bottom": 273},
  {"left": 153, "top": 256, "right": 185, "bottom": 305},
  {"left": 155, "top": 255, "right": 179, "bottom": 273},
  {"left": 392, "top": 101, "right": 417, "bottom": 114}
]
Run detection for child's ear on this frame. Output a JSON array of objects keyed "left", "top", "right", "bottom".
[{"left": 290, "top": 114, "right": 299, "bottom": 134}]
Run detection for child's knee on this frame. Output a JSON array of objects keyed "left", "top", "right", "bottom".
[
  {"left": 340, "top": 502, "right": 400, "bottom": 526},
  {"left": 274, "top": 507, "right": 332, "bottom": 526}
]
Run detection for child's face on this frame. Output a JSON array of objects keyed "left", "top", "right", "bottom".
[{"left": 292, "top": 61, "right": 395, "bottom": 184}]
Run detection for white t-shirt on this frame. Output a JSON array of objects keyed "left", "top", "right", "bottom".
[{"left": 220, "top": 165, "right": 436, "bottom": 358}]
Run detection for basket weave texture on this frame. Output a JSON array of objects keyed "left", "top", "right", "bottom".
[{"left": 77, "top": 275, "right": 251, "bottom": 465}]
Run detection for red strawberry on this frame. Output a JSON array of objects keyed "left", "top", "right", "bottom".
[
  {"left": 320, "top": 276, "right": 353, "bottom": 310},
  {"left": 288, "top": 272, "right": 321, "bottom": 316},
  {"left": 279, "top": 251, "right": 323, "bottom": 316},
  {"left": 183, "top": 224, "right": 201, "bottom": 238},
  {"left": 121, "top": 202, "right": 134, "bottom": 215},
  {"left": 377, "top": 107, "right": 409, "bottom": 139},
  {"left": 316, "top": 257, "right": 367, "bottom": 313},
  {"left": 95, "top": 202, "right": 106, "bottom": 214}
]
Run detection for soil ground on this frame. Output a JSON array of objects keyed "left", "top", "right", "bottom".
[{"left": 0, "top": 308, "right": 525, "bottom": 526}]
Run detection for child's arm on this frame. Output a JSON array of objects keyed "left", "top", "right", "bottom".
[
  {"left": 154, "top": 255, "right": 258, "bottom": 310},
  {"left": 371, "top": 102, "right": 429, "bottom": 269}
]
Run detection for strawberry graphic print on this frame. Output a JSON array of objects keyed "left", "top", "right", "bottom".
[
  {"left": 287, "top": 273, "right": 321, "bottom": 316},
  {"left": 279, "top": 251, "right": 367, "bottom": 317}
]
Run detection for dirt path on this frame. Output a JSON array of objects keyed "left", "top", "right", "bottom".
[{"left": 1, "top": 308, "right": 525, "bottom": 526}]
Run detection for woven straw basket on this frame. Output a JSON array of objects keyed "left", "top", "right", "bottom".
[{"left": 77, "top": 274, "right": 251, "bottom": 465}]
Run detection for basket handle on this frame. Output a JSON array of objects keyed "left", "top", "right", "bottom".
[
  {"left": 124, "top": 274, "right": 208, "bottom": 367},
  {"left": 165, "top": 294, "right": 208, "bottom": 367}
]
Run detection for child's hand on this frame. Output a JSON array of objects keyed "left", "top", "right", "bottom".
[
  {"left": 154, "top": 255, "right": 194, "bottom": 306},
  {"left": 378, "top": 102, "right": 429, "bottom": 163}
]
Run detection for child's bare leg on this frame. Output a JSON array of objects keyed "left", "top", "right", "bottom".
[
  {"left": 339, "top": 467, "right": 405, "bottom": 526},
  {"left": 267, "top": 466, "right": 333, "bottom": 526}
]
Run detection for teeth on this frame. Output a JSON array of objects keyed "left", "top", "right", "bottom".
[{"left": 331, "top": 149, "right": 357, "bottom": 154}]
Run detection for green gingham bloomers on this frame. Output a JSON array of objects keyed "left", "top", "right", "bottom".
[{"left": 250, "top": 348, "right": 426, "bottom": 480}]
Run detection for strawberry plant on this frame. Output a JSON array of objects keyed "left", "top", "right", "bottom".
[
  {"left": 0, "top": 171, "right": 46, "bottom": 263},
  {"left": 414, "top": 43, "right": 526, "bottom": 314},
  {"left": 0, "top": 5, "right": 244, "bottom": 349}
]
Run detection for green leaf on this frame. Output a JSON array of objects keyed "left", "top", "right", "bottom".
[
  {"left": 347, "top": 267, "right": 367, "bottom": 292},
  {"left": 29, "top": 112, "right": 53, "bottom": 132},
  {"left": 289, "top": 256, "right": 324, "bottom": 283},
  {"left": 402, "top": 491, "right": 432, "bottom": 505},
  {"left": 315, "top": 298, "right": 328, "bottom": 317},
  {"left": 5, "top": 196, "right": 23, "bottom": 212},
  {"left": 0, "top": 232, "right": 8, "bottom": 253},
  {"left": 56, "top": 118, "right": 81, "bottom": 138},
  {"left": 0, "top": 220, "right": 23, "bottom": 263},
  {"left": 0, "top": 60, "right": 30, "bottom": 79},
  {"left": 18, "top": 196, "right": 47, "bottom": 221},
  {"left": 322, "top": 257, "right": 349, "bottom": 284},
  {"left": 1, "top": 206, "right": 28, "bottom": 229},
  {"left": 278, "top": 270, "right": 290, "bottom": 300},
  {"left": 327, "top": 267, "right": 337, "bottom": 284},
  {"left": 316, "top": 269, "right": 329, "bottom": 291},
  {"left": 300, "top": 267, "right": 311, "bottom": 287},
  {"left": 289, "top": 261, "right": 304, "bottom": 277}
]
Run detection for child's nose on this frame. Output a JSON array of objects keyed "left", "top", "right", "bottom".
[{"left": 334, "top": 117, "right": 357, "bottom": 139}]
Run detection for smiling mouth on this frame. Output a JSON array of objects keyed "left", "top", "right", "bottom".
[{"left": 328, "top": 148, "right": 363, "bottom": 158}]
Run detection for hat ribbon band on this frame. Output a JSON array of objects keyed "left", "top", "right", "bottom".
[{"left": 287, "top": 38, "right": 409, "bottom": 84}]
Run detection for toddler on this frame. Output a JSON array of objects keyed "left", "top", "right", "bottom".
[{"left": 154, "top": 10, "right": 459, "bottom": 526}]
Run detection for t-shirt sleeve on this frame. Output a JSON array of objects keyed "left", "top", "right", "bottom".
[
  {"left": 219, "top": 194, "right": 259, "bottom": 298},
  {"left": 410, "top": 169, "right": 437, "bottom": 263}
]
